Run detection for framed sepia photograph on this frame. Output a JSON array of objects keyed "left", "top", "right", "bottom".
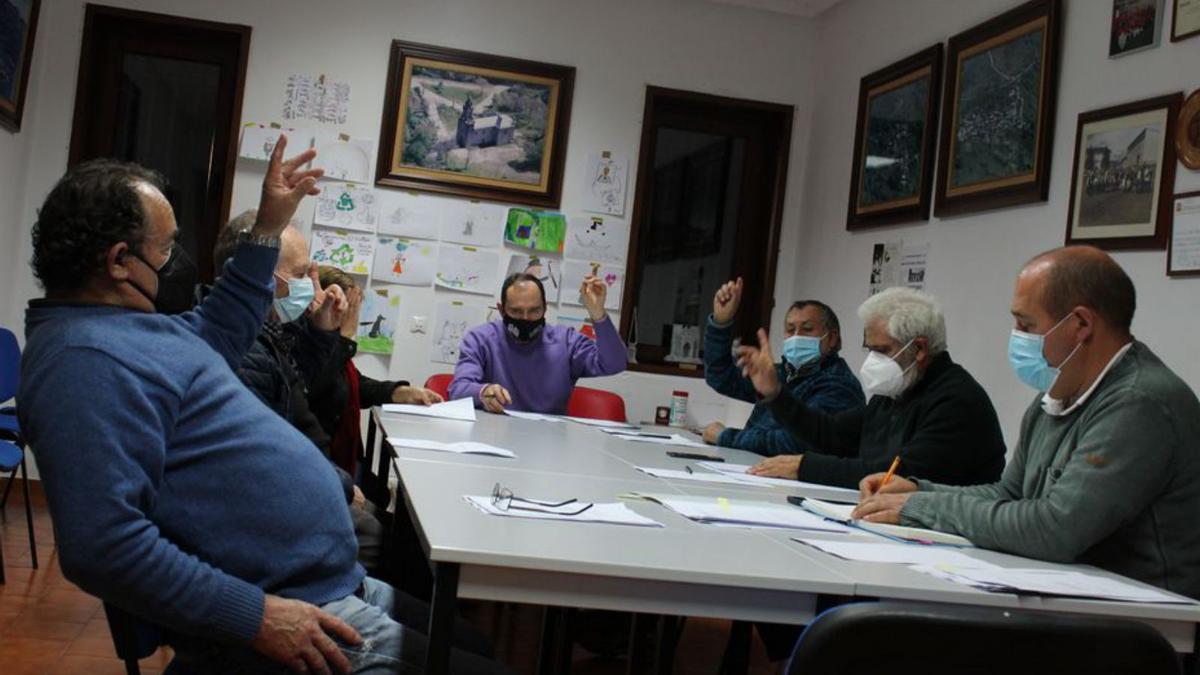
[
  {"left": 1173, "top": 0, "right": 1200, "bottom": 41},
  {"left": 1178, "top": 88, "right": 1200, "bottom": 170},
  {"left": 935, "top": 0, "right": 1062, "bottom": 217},
  {"left": 1109, "top": 0, "right": 1164, "bottom": 57},
  {"left": 376, "top": 41, "right": 575, "bottom": 208},
  {"left": 846, "top": 44, "right": 943, "bottom": 230},
  {"left": 0, "top": 0, "right": 40, "bottom": 132},
  {"left": 1065, "top": 93, "right": 1182, "bottom": 250}
]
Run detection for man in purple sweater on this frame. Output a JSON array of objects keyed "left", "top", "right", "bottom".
[{"left": 449, "top": 272, "right": 627, "bottom": 413}]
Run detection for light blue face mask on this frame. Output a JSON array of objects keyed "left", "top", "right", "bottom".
[
  {"left": 1008, "top": 313, "right": 1079, "bottom": 392},
  {"left": 782, "top": 333, "right": 826, "bottom": 368},
  {"left": 273, "top": 276, "right": 315, "bottom": 324}
]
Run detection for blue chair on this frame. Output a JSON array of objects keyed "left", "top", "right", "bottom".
[
  {"left": 0, "top": 327, "right": 19, "bottom": 437},
  {"left": 0, "top": 440, "right": 37, "bottom": 577},
  {"left": 786, "top": 601, "right": 1181, "bottom": 675}
]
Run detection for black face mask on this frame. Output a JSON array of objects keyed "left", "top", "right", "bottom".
[
  {"left": 504, "top": 315, "right": 545, "bottom": 343},
  {"left": 128, "top": 246, "right": 199, "bottom": 314}
]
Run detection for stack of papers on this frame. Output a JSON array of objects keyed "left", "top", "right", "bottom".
[
  {"left": 626, "top": 492, "right": 850, "bottom": 533},
  {"left": 388, "top": 438, "right": 515, "bottom": 458},
  {"left": 464, "top": 496, "right": 663, "bottom": 527},
  {"left": 794, "top": 538, "right": 998, "bottom": 569},
  {"left": 382, "top": 397, "right": 477, "bottom": 421},
  {"left": 799, "top": 498, "right": 973, "bottom": 546},
  {"left": 912, "top": 565, "right": 1192, "bottom": 604},
  {"left": 698, "top": 462, "right": 861, "bottom": 499},
  {"left": 611, "top": 432, "right": 709, "bottom": 449},
  {"left": 562, "top": 416, "right": 637, "bottom": 429}
]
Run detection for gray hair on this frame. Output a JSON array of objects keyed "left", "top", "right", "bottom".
[{"left": 857, "top": 287, "right": 947, "bottom": 356}]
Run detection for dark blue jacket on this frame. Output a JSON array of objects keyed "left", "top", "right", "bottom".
[{"left": 704, "top": 316, "right": 864, "bottom": 456}]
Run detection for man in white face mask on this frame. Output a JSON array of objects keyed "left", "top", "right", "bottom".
[
  {"left": 854, "top": 246, "right": 1200, "bottom": 602},
  {"left": 738, "top": 287, "right": 1005, "bottom": 491}
]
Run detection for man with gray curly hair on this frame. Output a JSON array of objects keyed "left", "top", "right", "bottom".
[{"left": 738, "top": 286, "right": 1005, "bottom": 491}]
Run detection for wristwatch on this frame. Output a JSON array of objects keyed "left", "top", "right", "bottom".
[{"left": 236, "top": 230, "right": 282, "bottom": 249}]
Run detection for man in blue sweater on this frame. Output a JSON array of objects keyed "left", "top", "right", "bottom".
[
  {"left": 19, "top": 139, "right": 506, "bottom": 674},
  {"left": 701, "top": 277, "right": 864, "bottom": 455}
]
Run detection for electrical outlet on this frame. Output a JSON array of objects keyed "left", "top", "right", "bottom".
[{"left": 410, "top": 315, "right": 427, "bottom": 334}]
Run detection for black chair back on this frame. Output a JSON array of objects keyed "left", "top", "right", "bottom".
[
  {"left": 103, "top": 602, "right": 162, "bottom": 675},
  {"left": 788, "top": 601, "right": 1182, "bottom": 675}
]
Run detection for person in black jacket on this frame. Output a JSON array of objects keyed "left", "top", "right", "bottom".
[
  {"left": 310, "top": 265, "right": 442, "bottom": 476},
  {"left": 739, "top": 286, "right": 1006, "bottom": 490}
]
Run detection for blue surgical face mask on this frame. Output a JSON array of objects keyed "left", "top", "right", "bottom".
[
  {"left": 273, "top": 275, "right": 314, "bottom": 324},
  {"left": 1008, "top": 313, "right": 1080, "bottom": 392},
  {"left": 782, "top": 333, "right": 826, "bottom": 368}
]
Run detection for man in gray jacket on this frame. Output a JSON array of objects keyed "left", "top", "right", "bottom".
[{"left": 854, "top": 245, "right": 1200, "bottom": 600}]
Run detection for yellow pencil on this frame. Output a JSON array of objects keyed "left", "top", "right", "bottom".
[{"left": 880, "top": 455, "right": 901, "bottom": 489}]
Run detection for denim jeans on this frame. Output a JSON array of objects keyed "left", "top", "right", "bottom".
[{"left": 168, "top": 577, "right": 510, "bottom": 674}]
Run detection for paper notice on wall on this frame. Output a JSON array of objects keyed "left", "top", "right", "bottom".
[
  {"left": 432, "top": 301, "right": 488, "bottom": 365},
  {"left": 312, "top": 134, "right": 375, "bottom": 184},
  {"left": 240, "top": 124, "right": 307, "bottom": 161},
  {"left": 869, "top": 241, "right": 900, "bottom": 296},
  {"left": 314, "top": 184, "right": 377, "bottom": 232},
  {"left": 310, "top": 229, "right": 375, "bottom": 275},
  {"left": 283, "top": 74, "right": 350, "bottom": 125},
  {"left": 372, "top": 237, "right": 437, "bottom": 286},
  {"left": 1170, "top": 195, "right": 1200, "bottom": 274},
  {"left": 899, "top": 242, "right": 929, "bottom": 291},
  {"left": 580, "top": 151, "right": 629, "bottom": 217}
]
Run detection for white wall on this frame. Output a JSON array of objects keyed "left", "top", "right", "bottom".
[
  {"left": 2, "top": 0, "right": 822, "bottom": 475},
  {"left": 798, "top": 0, "right": 1200, "bottom": 450}
]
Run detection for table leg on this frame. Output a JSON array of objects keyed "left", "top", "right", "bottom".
[
  {"left": 538, "top": 606, "right": 573, "bottom": 675},
  {"left": 425, "top": 562, "right": 460, "bottom": 675}
]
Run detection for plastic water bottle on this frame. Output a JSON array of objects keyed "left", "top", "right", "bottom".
[{"left": 669, "top": 390, "right": 688, "bottom": 427}]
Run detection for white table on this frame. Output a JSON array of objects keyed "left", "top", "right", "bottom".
[{"left": 367, "top": 408, "right": 1200, "bottom": 674}]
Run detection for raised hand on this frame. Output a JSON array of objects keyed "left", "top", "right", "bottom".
[
  {"left": 580, "top": 275, "right": 608, "bottom": 321},
  {"left": 339, "top": 286, "right": 364, "bottom": 339},
  {"left": 735, "top": 328, "right": 781, "bottom": 399},
  {"left": 308, "top": 265, "right": 348, "bottom": 332},
  {"left": 254, "top": 134, "right": 324, "bottom": 237},
  {"left": 250, "top": 594, "right": 361, "bottom": 674},
  {"left": 712, "top": 277, "right": 744, "bottom": 325}
]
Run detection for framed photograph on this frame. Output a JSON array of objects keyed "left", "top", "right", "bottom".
[
  {"left": 935, "top": 0, "right": 1062, "bottom": 217},
  {"left": 0, "top": 0, "right": 40, "bottom": 132},
  {"left": 1110, "top": 0, "right": 1165, "bottom": 57},
  {"left": 1065, "top": 93, "right": 1182, "bottom": 250},
  {"left": 1177, "top": 89, "right": 1200, "bottom": 170},
  {"left": 1168, "top": 191, "right": 1200, "bottom": 277},
  {"left": 846, "top": 44, "right": 943, "bottom": 230},
  {"left": 1173, "top": 0, "right": 1200, "bottom": 41},
  {"left": 376, "top": 41, "right": 575, "bottom": 208}
]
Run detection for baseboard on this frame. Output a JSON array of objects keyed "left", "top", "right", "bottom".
[{"left": 2, "top": 477, "right": 47, "bottom": 509}]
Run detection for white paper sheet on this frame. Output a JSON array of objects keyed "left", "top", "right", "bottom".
[
  {"left": 794, "top": 539, "right": 998, "bottom": 569},
  {"left": 312, "top": 135, "right": 375, "bottom": 184},
  {"left": 441, "top": 201, "right": 507, "bottom": 247},
  {"left": 431, "top": 302, "right": 487, "bottom": 365},
  {"left": 382, "top": 397, "right": 477, "bottom": 422},
  {"left": 1170, "top": 195, "right": 1200, "bottom": 273},
  {"left": 564, "top": 215, "right": 629, "bottom": 265},
  {"left": 464, "top": 496, "right": 663, "bottom": 527},
  {"left": 503, "top": 410, "right": 564, "bottom": 422},
  {"left": 911, "top": 565, "right": 1192, "bottom": 604},
  {"left": 310, "top": 229, "right": 375, "bottom": 275},
  {"left": 634, "top": 466, "right": 760, "bottom": 486},
  {"left": 697, "top": 462, "right": 861, "bottom": 499},
  {"left": 562, "top": 416, "right": 637, "bottom": 429},
  {"left": 388, "top": 438, "right": 513, "bottom": 457},
  {"left": 579, "top": 151, "right": 628, "bottom": 216},
  {"left": 377, "top": 191, "right": 443, "bottom": 239},
  {"left": 627, "top": 493, "right": 851, "bottom": 533},
  {"left": 506, "top": 253, "right": 563, "bottom": 304},
  {"left": 614, "top": 433, "right": 709, "bottom": 449},
  {"left": 239, "top": 124, "right": 307, "bottom": 161},
  {"left": 561, "top": 260, "right": 623, "bottom": 311}
]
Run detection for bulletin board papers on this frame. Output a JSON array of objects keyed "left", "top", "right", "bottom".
[
  {"left": 372, "top": 237, "right": 437, "bottom": 286},
  {"left": 431, "top": 302, "right": 488, "bottom": 365},
  {"left": 564, "top": 215, "right": 629, "bottom": 266},
  {"left": 377, "top": 191, "right": 442, "bottom": 240},
  {"left": 311, "top": 229, "right": 375, "bottom": 275},
  {"left": 314, "top": 184, "right": 378, "bottom": 232},
  {"left": 561, "top": 260, "right": 623, "bottom": 311},
  {"left": 580, "top": 151, "right": 629, "bottom": 217},
  {"left": 435, "top": 246, "right": 499, "bottom": 296}
]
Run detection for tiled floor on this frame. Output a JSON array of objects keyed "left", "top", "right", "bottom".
[{"left": 1, "top": 481, "right": 776, "bottom": 674}]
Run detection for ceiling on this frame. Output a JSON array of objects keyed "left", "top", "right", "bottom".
[{"left": 701, "top": 0, "right": 845, "bottom": 18}]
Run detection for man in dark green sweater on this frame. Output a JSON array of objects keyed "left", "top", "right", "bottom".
[
  {"left": 740, "top": 287, "right": 1006, "bottom": 490},
  {"left": 855, "top": 246, "right": 1200, "bottom": 600}
]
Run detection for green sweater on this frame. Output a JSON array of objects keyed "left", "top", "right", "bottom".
[{"left": 902, "top": 341, "right": 1200, "bottom": 600}]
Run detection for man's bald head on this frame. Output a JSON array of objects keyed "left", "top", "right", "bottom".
[{"left": 1020, "top": 246, "right": 1135, "bottom": 333}]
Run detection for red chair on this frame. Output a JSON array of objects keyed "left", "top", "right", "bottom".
[
  {"left": 423, "top": 374, "right": 454, "bottom": 400},
  {"left": 566, "top": 386, "right": 627, "bottom": 423}
]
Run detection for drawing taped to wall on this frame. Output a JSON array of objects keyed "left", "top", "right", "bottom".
[
  {"left": 431, "top": 301, "right": 487, "bottom": 364},
  {"left": 440, "top": 201, "right": 507, "bottom": 247},
  {"left": 372, "top": 237, "right": 437, "bottom": 286},
  {"left": 506, "top": 253, "right": 562, "bottom": 304},
  {"left": 376, "top": 190, "right": 443, "bottom": 239},
  {"left": 314, "top": 184, "right": 378, "bottom": 232},
  {"left": 504, "top": 208, "right": 567, "bottom": 254},
  {"left": 561, "top": 260, "right": 623, "bottom": 311},
  {"left": 434, "top": 246, "right": 500, "bottom": 296},
  {"left": 283, "top": 73, "right": 350, "bottom": 125},
  {"left": 563, "top": 215, "right": 629, "bottom": 265},
  {"left": 580, "top": 151, "right": 628, "bottom": 216},
  {"left": 356, "top": 288, "right": 401, "bottom": 355},
  {"left": 312, "top": 134, "right": 375, "bottom": 184},
  {"left": 310, "top": 229, "right": 375, "bottom": 275}
]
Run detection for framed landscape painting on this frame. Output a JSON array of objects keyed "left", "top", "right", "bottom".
[
  {"left": 935, "top": 0, "right": 1062, "bottom": 216},
  {"left": 0, "top": 0, "right": 40, "bottom": 132},
  {"left": 376, "top": 41, "right": 575, "bottom": 208},
  {"left": 1065, "top": 93, "right": 1181, "bottom": 250},
  {"left": 846, "top": 44, "right": 942, "bottom": 230}
]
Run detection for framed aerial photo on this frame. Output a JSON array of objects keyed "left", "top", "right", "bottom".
[
  {"left": 0, "top": 0, "right": 40, "bottom": 132},
  {"left": 935, "top": 0, "right": 1062, "bottom": 217},
  {"left": 846, "top": 44, "right": 943, "bottom": 230},
  {"left": 1065, "top": 93, "right": 1182, "bottom": 250},
  {"left": 1173, "top": 0, "right": 1200, "bottom": 41},
  {"left": 1109, "top": 0, "right": 1165, "bottom": 57},
  {"left": 376, "top": 40, "right": 575, "bottom": 208}
]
